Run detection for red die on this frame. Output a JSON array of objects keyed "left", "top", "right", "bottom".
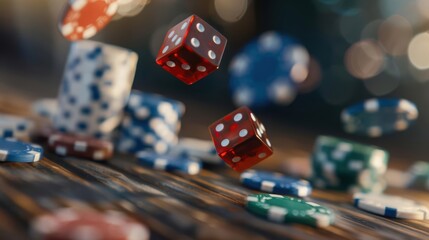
[
  {"left": 156, "top": 15, "right": 227, "bottom": 85},
  {"left": 209, "top": 107, "right": 273, "bottom": 172}
]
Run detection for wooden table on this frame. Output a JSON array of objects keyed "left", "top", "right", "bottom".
[{"left": 0, "top": 93, "right": 428, "bottom": 240}]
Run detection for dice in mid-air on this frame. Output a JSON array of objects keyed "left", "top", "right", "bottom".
[
  {"left": 156, "top": 15, "right": 227, "bottom": 85},
  {"left": 208, "top": 107, "right": 273, "bottom": 172}
]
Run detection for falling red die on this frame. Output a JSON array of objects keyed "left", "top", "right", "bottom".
[
  {"left": 59, "top": 0, "right": 118, "bottom": 41},
  {"left": 156, "top": 14, "right": 227, "bottom": 85},
  {"left": 209, "top": 107, "right": 273, "bottom": 172}
]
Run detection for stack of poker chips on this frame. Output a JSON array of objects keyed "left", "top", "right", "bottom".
[
  {"left": 117, "top": 90, "right": 185, "bottom": 154},
  {"left": 311, "top": 135, "right": 389, "bottom": 193},
  {"left": 54, "top": 40, "right": 138, "bottom": 139}
]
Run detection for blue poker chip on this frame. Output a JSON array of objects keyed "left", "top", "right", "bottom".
[
  {"left": 229, "top": 31, "right": 309, "bottom": 107},
  {"left": 0, "top": 138, "right": 43, "bottom": 163},
  {"left": 136, "top": 150, "right": 201, "bottom": 175},
  {"left": 240, "top": 170, "right": 312, "bottom": 197},
  {"left": 126, "top": 90, "right": 185, "bottom": 124},
  {"left": 341, "top": 98, "right": 418, "bottom": 137}
]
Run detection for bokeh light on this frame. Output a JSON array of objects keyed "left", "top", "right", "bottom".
[
  {"left": 297, "top": 58, "right": 322, "bottom": 93},
  {"left": 345, "top": 39, "right": 385, "bottom": 79},
  {"left": 378, "top": 15, "right": 412, "bottom": 56},
  {"left": 214, "top": 0, "right": 248, "bottom": 23},
  {"left": 408, "top": 32, "right": 429, "bottom": 70}
]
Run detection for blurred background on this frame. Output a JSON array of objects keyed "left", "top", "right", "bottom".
[{"left": 0, "top": 0, "right": 428, "bottom": 168}]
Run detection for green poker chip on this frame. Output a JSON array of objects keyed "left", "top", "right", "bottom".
[
  {"left": 311, "top": 135, "right": 389, "bottom": 193},
  {"left": 245, "top": 193, "right": 335, "bottom": 228}
]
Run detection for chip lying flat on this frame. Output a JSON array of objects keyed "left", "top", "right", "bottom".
[
  {"left": 246, "top": 193, "right": 335, "bottom": 228},
  {"left": 240, "top": 170, "right": 312, "bottom": 197},
  {"left": 0, "top": 138, "right": 43, "bottom": 163},
  {"left": 31, "top": 208, "right": 150, "bottom": 240},
  {"left": 353, "top": 193, "right": 429, "bottom": 220}
]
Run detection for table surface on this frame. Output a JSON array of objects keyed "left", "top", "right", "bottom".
[{"left": 0, "top": 93, "right": 428, "bottom": 240}]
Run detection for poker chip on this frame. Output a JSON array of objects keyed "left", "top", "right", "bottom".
[
  {"left": 32, "top": 98, "right": 58, "bottom": 122},
  {"left": 31, "top": 208, "right": 150, "bottom": 240},
  {"left": 0, "top": 114, "right": 34, "bottom": 140},
  {"left": 117, "top": 90, "right": 184, "bottom": 154},
  {"left": 0, "top": 138, "right": 43, "bottom": 163},
  {"left": 136, "top": 150, "right": 201, "bottom": 175},
  {"left": 341, "top": 98, "right": 418, "bottom": 137},
  {"left": 353, "top": 193, "right": 429, "bottom": 220},
  {"left": 311, "top": 135, "right": 388, "bottom": 193},
  {"left": 246, "top": 193, "right": 335, "bottom": 227},
  {"left": 48, "top": 133, "right": 114, "bottom": 161},
  {"left": 240, "top": 170, "right": 312, "bottom": 197},
  {"left": 113, "top": 0, "right": 149, "bottom": 20},
  {"left": 169, "top": 138, "right": 223, "bottom": 165},
  {"left": 59, "top": 0, "right": 118, "bottom": 41},
  {"left": 229, "top": 31, "right": 309, "bottom": 107}
]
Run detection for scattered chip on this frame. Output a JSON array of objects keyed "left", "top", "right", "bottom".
[
  {"left": 240, "top": 170, "right": 312, "bottom": 197},
  {"left": 31, "top": 208, "right": 150, "bottom": 240},
  {"left": 136, "top": 150, "right": 201, "bottom": 175},
  {"left": 353, "top": 193, "right": 429, "bottom": 220},
  {"left": 0, "top": 138, "right": 43, "bottom": 163},
  {"left": 59, "top": 0, "right": 118, "bottom": 41},
  {"left": 246, "top": 193, "right": 335, "bottom": 228},
  {"left": 0, "top": 114, "right": 34, "bottom": 140},
  {"left": 341, "top": 98, "right": 418, "bottom": 137},
  {"left": 48, "top": 133, "right": 114, "bottom": 161}
]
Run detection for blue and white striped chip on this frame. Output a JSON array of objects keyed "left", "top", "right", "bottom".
[
  {"left": 0, "top": 138, "right": 43, "bottom": 163},
  {"left": 136, "top": 150, "right": 201, "bottom": 175},
  {"left": 353, "top": 193, "right": 429, "bottom": 220},
  {"left": 240, "top": 170, "right": 312, "bottom": 197}
]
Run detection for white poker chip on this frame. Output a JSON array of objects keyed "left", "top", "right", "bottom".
[{"left": 353, "top": 193, "right": 429, "bottom": 220}]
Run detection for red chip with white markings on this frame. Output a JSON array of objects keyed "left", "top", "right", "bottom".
[
  {"left": 59, "top": 0, "right": 118, "bottom": 41},
  {"left": 31, "top": 208, "right": 150, "bottom": 240},
  {"left": 48, "top": 133, "right": 114, "bottom": 161}
]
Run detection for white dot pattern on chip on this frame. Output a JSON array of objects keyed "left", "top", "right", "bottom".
[
  {"left": 196, "top": 23, "right": 205, "bottom": 32},
  {"left": 208, "top": 50, "right": 216, "bottom": 59},
  {"left": 191, "top": 38, "right": 200, "bottom": 47},
  {"left": 166, "top": 61, "right": 175, "bottom": 67},
  {"left": 221, "top": 139, "right": 229, "bottom": 147},
  {"left": 162, "top": 46, "right": 169, "bottom": 54},
  {"left": 239, "top": 129, "right": 248, "bottom": 137},
  {"left": 181, "top": 64, "right": 190, "bottom": 70},
  {"left": 213, "top": 35, "right": 221, "bottom": 44},
  {"left": 234, "top": 113, "right": 243, "bottom": 122},
  {"left": 197, "top": 66, "right": 206, "bottom": 72},
  {"left": 215, "top": 123, "right": 224, "bottom": 132}
]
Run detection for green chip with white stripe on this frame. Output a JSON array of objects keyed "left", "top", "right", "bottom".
[{"left": 245, "top": 193, "right": 335, "bottom": 228}]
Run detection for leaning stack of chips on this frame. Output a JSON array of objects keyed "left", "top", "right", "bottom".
[
  {"left": 311, "top": 135, "right": 389, "bottom": 193},
  {"left": 117, "top": 90, "right": 185, "bottom": 154}
]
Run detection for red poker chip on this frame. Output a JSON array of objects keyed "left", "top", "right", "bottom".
[
  {"left": 59, "top": 0, "right": 118, "bottom": 41},
  {"left": 48, "top": 133, "right": 114, "bottom": 161},
  {"left": 31, "top": 208, "right": 150, "bottom": 240}
]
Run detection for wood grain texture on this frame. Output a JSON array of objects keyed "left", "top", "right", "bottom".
[{"left": 0, "top": 94, "right": 428, "bottom": 240}]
